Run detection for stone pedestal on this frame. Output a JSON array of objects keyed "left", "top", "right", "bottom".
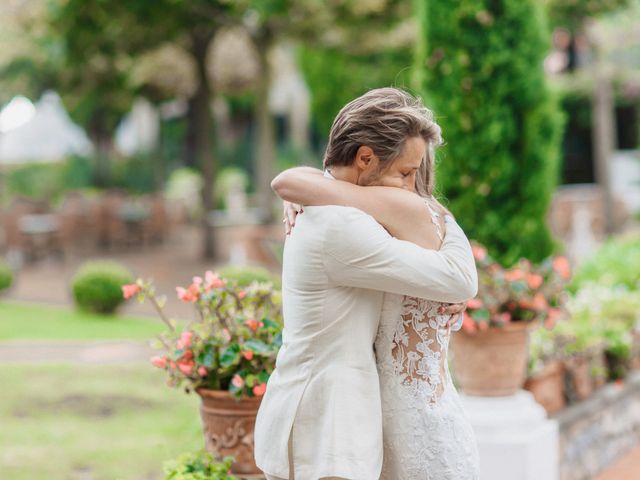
[{"left": 461, "top": 390, "right": 559, "bottom": 480}]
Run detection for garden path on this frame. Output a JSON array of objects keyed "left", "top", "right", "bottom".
[
  {"left": 6, "top": 224, "right": 221, "bottom": 320},
  {"left": 0, "top": 340, "right": 153, "bottom": 364}
]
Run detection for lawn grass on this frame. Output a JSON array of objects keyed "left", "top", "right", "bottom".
[
  {"left": 0, "top": 301, "right": 164, "bottom": 341},
  {"left": 0, "top": 364, "right": 204, "bottom": 480}
]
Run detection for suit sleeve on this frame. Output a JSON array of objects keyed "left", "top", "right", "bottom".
[{"left": 323, "top": 208, "right": 478, "bottom": 303}]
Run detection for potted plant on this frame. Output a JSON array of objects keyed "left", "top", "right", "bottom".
[
  {"left": 124, "top": 270, "right": 283, "bottom": 476},
  {"left": 524, "top": 326, "right": 566, "bottom": 414},
  {"left": 451, "top": 243, "right": 570, "bottom": 396}
]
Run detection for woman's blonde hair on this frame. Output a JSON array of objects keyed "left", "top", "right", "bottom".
[{"left": 323, "top": 87, "right": 442, "bottom": 196}]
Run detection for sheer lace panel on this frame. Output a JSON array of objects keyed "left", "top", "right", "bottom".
[
  {"left": 389, "top": 198, "right": 451, "bottom": 405},
  {"left": 391, "top": 297, "right": 453, "bottom": 405}
]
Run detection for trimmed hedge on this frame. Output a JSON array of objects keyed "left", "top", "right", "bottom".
[
  {"left": 218, "top": 265, "right": 281, "bottom": 289},
  {"left": 71, "top": 260, "right": 133, "bottom": 314},
  {"left": 417, "top": 0, "right": 565, "bottom": 266},
  {"left": 0, "top": 260, "right": 13, "bottom": 292}
]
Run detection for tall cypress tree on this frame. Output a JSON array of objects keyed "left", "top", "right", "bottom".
[{"left": 417, "top": 0, "right": 564, "bottom": 266}]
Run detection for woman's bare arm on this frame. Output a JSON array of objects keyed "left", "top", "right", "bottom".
[{"left": 271, "top": 167, "right": 443, "bottom": 250}]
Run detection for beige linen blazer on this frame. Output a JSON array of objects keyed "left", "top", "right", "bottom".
[{"left": 254, "top": 205, "right": 477, "bottom": 480}]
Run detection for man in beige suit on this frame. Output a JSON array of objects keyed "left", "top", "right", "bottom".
[{"left": 254, "top": 88, "right": 477, "bottom": 480}]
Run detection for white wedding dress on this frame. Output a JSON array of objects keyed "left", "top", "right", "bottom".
[{"left": 375, "top": 202, "right": 480, "bottom": 479}]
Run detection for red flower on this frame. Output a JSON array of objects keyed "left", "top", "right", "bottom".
[
  {"left": 238, "top": 290, "right": 247, "bottom": 300},
  {"left": 122, "top": 283, "right": 140, "bottom": 299},
  {"left": 253, "top": 383, "right": 267, "bottom": 397},
  {"left": 242, "top": 351, "right": 254, "bottom": 361},
  {"left": 197, "top": 366, "right": 207, "bottom": 376},
  {"left": 151, "top": 355, "right": 167, "bottom": 368}
]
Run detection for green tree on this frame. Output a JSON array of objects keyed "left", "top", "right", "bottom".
[
  {"left": 418, "top": 0, "right": 564, "bottom": 266},
  {"left": 298, "top": 0, "right": 415, "bottom": 142}
]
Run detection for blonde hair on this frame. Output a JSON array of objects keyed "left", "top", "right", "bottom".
[{"left": 323, "top": 87, "right": 442, "bottom": 196}]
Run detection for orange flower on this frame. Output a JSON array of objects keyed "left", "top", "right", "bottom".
[
  {"left": 527, "top": 273, "right": 544, "bottom": 290},
  {"left": 552, "top": 256, "right": 571, "bottom": 280},
  {"left": 467, "top": 298, "right": 483, "bottom": 309},
  {"left": 177, "top": 331, "right": 193, "bottom": 349},
  {"left": 221, "top": 328, "right": 231, "bottom": 343},
  {"left": 532, "top": 293, "right": 548, "bottom": 310},
  {"left": 504, "top": 268, "right": 525, "bottom": 282},
  {"left": 244, "top": 319, "right": 263, "bottom": 332},
  {"left": 242, "top": 350, "right": 254, "bottom": 361},
  {"left": 176, "top": 284, "right": 199, "bottom": 303},
  {"left": 122, "top": 283, "right": 140, "bottom": 299},
  {"left": 151, "top": 355, "right": 167, "bottom": 368},
  {"left": 205, "top": 270, "right": 225, "bottom": 290},
  {"left": 177, "top": 361, "right": 194, "bottom": 375},
  {"left": 232, "top": 374, "right": 244, "bottom": 388},
  {"left": 519, "top": 299, "right": 533, "bottom": 309},
  {"left": 253, "top": 383, "right": 267, "bottom": 397}
]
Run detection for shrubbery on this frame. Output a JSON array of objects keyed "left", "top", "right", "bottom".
[
  {"left": 217, "top": 265, "right": 281, "bottom": 289},
  {"left": 71, "top": 260, "right": 133, "bottom": 314},
  {"left": 163, "top": 451, "right": 236, "bottom": 480},
  {"left": 418, "top": 0, "right": 564, "bottom": 266},
  {"left": 0, "top": 260, "right": 13, "bottom": 292},
  {"left": 569, "top": 234, "right": 640, "bottom": 292}
]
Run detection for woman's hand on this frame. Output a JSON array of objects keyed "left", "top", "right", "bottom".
[
  {"left": 283, "top": 201, "right": 303, "bottom": 235},
  {"left": 439, "top": 301, "right": 468, "bottom": 328}
]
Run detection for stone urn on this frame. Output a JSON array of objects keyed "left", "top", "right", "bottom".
[
  {"left": 197, "top": 388, "right": 263, "bottom": 476},
  {"left": 524, "top": 360, "right": 566, "bottom": 414},
  {"left": 451, "top": 322, "right": 532, "bottom": 396}
]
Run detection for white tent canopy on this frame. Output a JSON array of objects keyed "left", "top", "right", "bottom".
[{"left": 0, "top": 91, "right": 93, "bottom": 164}]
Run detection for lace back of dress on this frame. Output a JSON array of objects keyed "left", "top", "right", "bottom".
[{"left": 390, "top": 198, "right": 452, "bottom": 406}]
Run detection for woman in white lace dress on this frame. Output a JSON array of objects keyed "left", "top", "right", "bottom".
[{"left": 272, "top": 97, "right": 479, "bottom": 479}]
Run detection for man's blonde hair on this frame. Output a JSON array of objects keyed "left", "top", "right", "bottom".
[{"left": 323, "top": 87, "right": 442, "bottom": 196}]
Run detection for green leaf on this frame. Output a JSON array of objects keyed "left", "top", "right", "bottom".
[
  {"left": 262, "top": 318, "right": 280, "bottom": 330},
  {"left": 220, "top": 344, "right": 240, "bottom": 368},
  {"left": 244, "top": 339, "right": 270, "bottom": 354}
]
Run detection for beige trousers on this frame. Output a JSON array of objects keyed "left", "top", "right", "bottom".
[{"left": 263, "top": 435, "right": 346, "bottom": 480}]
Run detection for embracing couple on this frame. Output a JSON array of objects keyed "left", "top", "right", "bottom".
[{"left": 254, "top": 88, "right": 480, "bottom": 480}]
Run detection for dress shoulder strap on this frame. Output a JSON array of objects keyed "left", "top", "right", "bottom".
[{"left": 423, "top": 197, "right": 444, "bottom": 242}]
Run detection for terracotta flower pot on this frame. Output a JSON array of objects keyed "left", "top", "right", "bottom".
[
  {"left": 563, "top": 354, "right": 594, "bottom": 402},
  {"left": 524, "top": 360, "right": 566, "bottom": 414},
  {"left": 451, "top": 322, "right": 531, "bottom": 396},
  {"left": 197, "top": 388, "right": 263, "bottom": 476}
]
